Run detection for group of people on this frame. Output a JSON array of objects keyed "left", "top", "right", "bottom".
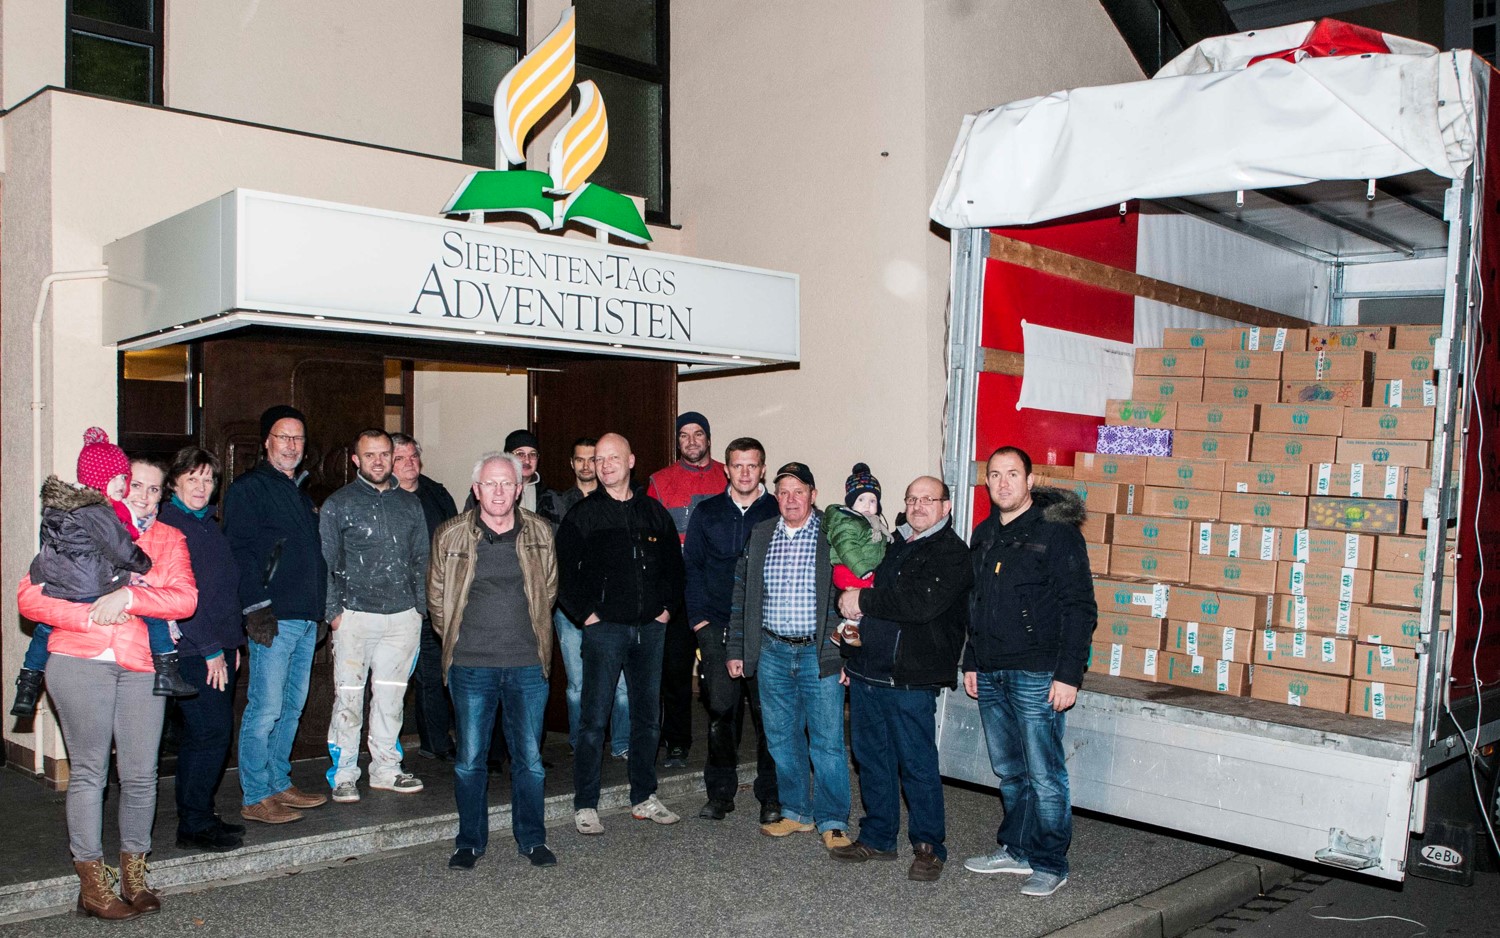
[{"left": 13, "top": 404, "right": 1098, "bottom": 920}]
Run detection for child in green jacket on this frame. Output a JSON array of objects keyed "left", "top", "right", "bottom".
[{"left": 826, "top": 463, "right": 892, "bottom": 647}]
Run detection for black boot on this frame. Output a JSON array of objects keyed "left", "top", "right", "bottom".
[
  {"left": 151, "top": 653, "right": 198, "bottom": 698},
  {"left": 10, "top": 668, "right": 44, "bottom": 716}
]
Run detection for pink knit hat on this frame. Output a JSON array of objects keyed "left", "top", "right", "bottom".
[{"left": 76, "top": 427, "right": 132, "bottom": 493}]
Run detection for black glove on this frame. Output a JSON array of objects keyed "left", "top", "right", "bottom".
[{"left": 245, "top": 607, "right": 279, "bottom": 647}]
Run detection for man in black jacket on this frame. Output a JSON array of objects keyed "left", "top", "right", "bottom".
[
  {"left": 556, "top": 432, "right": 685, "bottom": 834},
  {"left": 961, "top": 446, "right": 1095, "bottom": 899},
  {"left": 830, "top": 475, "right": 972, "bottom": 882}
]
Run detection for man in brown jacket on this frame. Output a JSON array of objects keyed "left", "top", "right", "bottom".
[{"left": 428, "top": 451, "right": 558, "bottom": 870}]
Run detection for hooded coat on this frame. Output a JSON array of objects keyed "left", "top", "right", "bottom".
[
  {"left": 965, "top": 485, "right": 1098, "bottom": 688},
  {"left": 29, "top": 475, "right": 152, "bottom": 601}
]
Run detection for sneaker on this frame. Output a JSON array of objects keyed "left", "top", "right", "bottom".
[
  {"left": 330, "top": 781, "right": 360, "bottom": 803},
  {"left": 524, "top": 844, "right": 557, "bottom": 867},
  {"left": 241, "top": 797, "right": 302, "bottom": 825},
  {"left": 370, "top": 773, "right": 424, "bottom": 794},
  {"left": 829, "top": 840, "right": 898, "bottom": 862},
  {"left": 1020, "top": 871, "right": 1068, "bottom": 897},
  {"left": 761, "top": 817, "right": 816, "bottom": 837},
  {"left": 574, "top": 808, "right": 604, "bottom": 835},
  {"left": 821, "top": 829, "right": 852, "bottom": 850},
  {"left": 964, "top": 846, "right": 1033, "bottom": 875},
  {"left": 270, "top": 785, "right": 328, "bottom": 809},
  {"left": 631, "top": 794, "right": 680, "bottom": 825},
  {"left": 661, "top": 746, "right": 689, "bottom": 768}
]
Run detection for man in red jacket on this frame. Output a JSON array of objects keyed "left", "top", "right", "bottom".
[{"left": 647, "top": 412, "right": 724, "bottom": 767}]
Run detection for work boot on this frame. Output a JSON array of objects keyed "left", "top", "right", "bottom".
[
  {"left": 11, "top": 668, "right": 44, "bottom": 717},
  {"left": 150, "top": 653, "right": 197, "bottom": 698},
  {"left": 119, "top": 852, "right": 161, "bottom": 914},
  {"left": 72, "top": 860, "right": 139, "bottom": 921}
]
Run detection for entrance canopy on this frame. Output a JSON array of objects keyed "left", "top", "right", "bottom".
[
  {"left": 929, "top": 21, "right": 1485, "bottom": 230},
  {"left": 104, "top": 190, "right": 799, "bottom": 370}
]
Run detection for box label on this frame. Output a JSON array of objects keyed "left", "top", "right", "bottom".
[
  {"left": 1380, "top": 645, "right": 1396, "bottom": 668},
  {"left": 1321, "top": 637, "right": 1336, "bottom": 663},
  {"left": 1198, "top": 522, "right": 1211, "bottom": 555},
  {"left": 1222, "top": 629, "right": 1236, "bottom": 660},
  {"left": 1185, "top": 621, "right": 1199, "bottom": 656},
  {"left": 1109, "top": 643, "right": 1123, "bottom": 676},
  {"left": 1143, "top": 648, "right": 1158, "bottom": 676},
  {"left": 1372, "top": 681, "right": 1387, "bottom": 720},
  {"left": 1216, "top": 659, "right": 1230, "bottom": 692}
]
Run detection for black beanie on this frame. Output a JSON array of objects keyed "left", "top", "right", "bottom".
[
  {"left": 676, "top": 411, "right": 710, "bottom": 439},
  {"left": 505, "top": 429, "right": 540, "bottom": 452},
  {"left": 261, "top": 405, "right": 307, "bottom": 440}
]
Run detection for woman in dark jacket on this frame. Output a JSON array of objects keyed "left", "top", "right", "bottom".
[{"left": 157, "top": 447, "right": 247, "bottom": 852}]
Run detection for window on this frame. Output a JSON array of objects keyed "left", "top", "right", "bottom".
[
  {"left": 576, "top": 0, "right": 669, "bottom": 222},
  {"left": 463, "top": 0, "right": 525, "bottom": 167},
  {"left": 67, "top": 0, "right": 165, "bottom": 104}
]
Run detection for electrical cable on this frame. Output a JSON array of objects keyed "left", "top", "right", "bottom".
[{"left": 1308, "top": 906, "right": 1426, "bottom": 938}]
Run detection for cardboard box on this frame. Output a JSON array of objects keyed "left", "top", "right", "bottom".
[
  {"left": 1222, "top": 462, "right": 1311, "bottom": 496},
  {"left": 1281, "top": 380, "right": 1367, "bottom": 407},
  {"left": 1373, "top": 349, "right": 1438, "bottom": 381},
  {"left": 1173, "top": 430, "right": 1251, "bottom": 460},
  {"left": 1376, "top": 535, "right": 1455, "bottom": 574},
  {"left": 1270, "top": 593, "right": 1360, "bottom": 636},
  {"left": 1074, "top": 452, "right": 1149, "bottom": 485},
  {"left": 1401, "top": 499, "right": 1455, "bottom": 537},
  {"left": 1258, "top": 403, "right": 1344, "bottom": 436},
  {"left": 1252, "top": 664, "right": 1351, "bottom": 713},
  {"left": 1093, "top": 577, "right": 1169, "bottom": 618},
  {"left": 1139, "top": 486, "right": 1222, "bottom": 521},
  {"left": 1063, "top": 480, "right": 1138, "bottom": 515},
  {"left": 1096, "top": 425, "right": 1174, "bottom": 457},
  {"left": 1220, "top": 492, "right": 1308, "bottom": 528},
  {"left": 1164, "top": 620, "right": 1253, "bottom": 663},
  {"left": 1204, "top": 350, "right": 1282, "bottom": 380},
  {"left": 1161, "top": 328, "right": 1247, "bottom": 350},
  {"left": 1240, "top": 326, "right": 1306, "bottom": 352},
  {"left": 1392, "top": 325, "right": 1443, "bottom": 350},
  {"left": 1112, "top": 514, "right": 1195, "bottom": 553},
  {"left": 1031, "top": 464, "right": 1075, "bottom": 483},
  {"left": 1110, "top": 545, "right": 1191, "bottom": 583},
  {"left": 1166, "top": 586, "right": 1273, "bottom": 631},
  {"left": 1311, "top": 463, "right": 1409, "bottom": 500},
  {"left": 1145, "top": 456, "right": 1226, "bottom": 491},
  {"left": 1079, "top": 511, "right": 1113, "bottom": 544},
  {"left": 1096, "top": 612, "right": 1167, "bottom": 650},
  {"left": 1280, "top": 529, "right": 1376, "bottom": 569},
  {"left": 1132, "top": 374, "right": 1203, "bottom": 403},
  {"left": 1282, "top": 350, "right": 1371, "bottom": 382},
  {"left": 1256, "top": 629, "right": 1356, "bottom": 677},
  {"left": 1202, "top": 378, "right": 1280, "bottom": 404},
  {"left": 1373, "top": 377, "right": 1437, "bottom": 408},
  {"left": 1370, "top": 570, "right": 1454, "bottom": 611},
  {"left": 1307, "top": 496, "right": 1403, "bottom": 535},
  {"left": 1158, "top": 651, "right": 1250, "bottom": 695},
  {"left": 1086, "top": 542, "right": 1111, "bottom": 575},
  {"left": 1176, "top": 402, "right": 1257, "bottom": 434},
  {"left": 1251, "top": 432, "right": 1338, "bottom": 464},
  {"left": 1189, "top": 553, "right": 1279, "bottom": 593},
  {"left": 1358, "top": 604, "right": 1435, "bottom": 648},
  {"left": 1275, "top": 561, "right": 1374, "bottom": 604},
  {"left": 1194, "top": 522, "right": 1284, "bottom": 561},
  {"left": 1353, "top": 642, "right": 1420, "bottom": 686},
  {"left": 1336, "top": 437, "right": 1430, "bottom": 469},
  {"left": 1349, "top": 680, "right": 1416, "bottom": 722},
  {"left": 1306, "top": 325, "right": 1392, "bottom": 352},
  {"left": 1340, "top": 407, "right": 1436, "bottom": 441},
  {"left": 1088, "top": 642, "right": 1161, "bottom": 682},
  {"left": 1106, "top": 399, "right": 1178, "bottom": 429},
  {"left": 1134, "top": 347, "right": 1205, "bottom": 377}
]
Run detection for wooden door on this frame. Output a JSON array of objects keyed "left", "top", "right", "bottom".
[{"left": 200, "top": 335, "right": 387, "bottom": 763}]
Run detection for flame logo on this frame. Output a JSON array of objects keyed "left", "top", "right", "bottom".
[
  {"left": 495, "top": 10, "right": 576, "bottom": 167},
  {"left": 548, "top": 80, "right": 609, "bottom": 195}
]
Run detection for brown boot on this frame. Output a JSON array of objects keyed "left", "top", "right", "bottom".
[
  {"left": 73, "top": 860, "right": 140, "bottom": 921},
  {"left": 119, "top": 852, "right": 161, "bottom": 914}
]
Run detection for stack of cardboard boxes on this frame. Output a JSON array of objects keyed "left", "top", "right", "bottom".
[{"left": 1067, "top": 324, "right": 1454, "bottom": 723}]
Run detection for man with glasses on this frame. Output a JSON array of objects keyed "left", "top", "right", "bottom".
[{"left": 829, "top": 476, "right": 973, "bottom": 881}]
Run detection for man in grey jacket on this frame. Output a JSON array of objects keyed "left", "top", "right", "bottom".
[{"left": 321, "top": 429, "right": 431, "bottom": 802}]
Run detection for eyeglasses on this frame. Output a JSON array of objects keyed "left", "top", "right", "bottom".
[
  {"left": 270, "top": 434, "right": 306, "bottom": 444},
  {"left": 477, "top": 480, "right": 518, "bottom": 492},
  {"left": 903, "top": 496, "right": 949, "bottom": 507}
]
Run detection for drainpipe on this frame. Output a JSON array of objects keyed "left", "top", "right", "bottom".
[{"left": 27, "top": 268, "right": 109, "bottom": 777}]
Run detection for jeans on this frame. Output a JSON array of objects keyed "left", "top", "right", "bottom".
[
  {"left": 239, "top": 618, "right": 317, "bottom": 806},
  {"left": 411, "top": 616, "right": 455, "bottom": 757},
  {"left": 450, "top": 664, "right": 549, "bottom": 853},
  {"left": 848, "top": 679, "right": 945, "bottom": 859},
  {"left": 975, "top": 669, "right": 1072, "bottom": 877},
  {"left": 755, "top": 638, "right": 849, "bottom": 832},
  {"left": 174, "top": 650, "right": 241, "bottom": 834},
  {"left": 698, "top": 624, "right": 778, "bottom": 806},
  {"left": 574, "top": 620, "right": 665, "bottom": 809},
  {"left": 23, "top": 617, "right": 173, "bottom": 670},
  {"left": 659, "top": 611, "right": 696, "bottom": 752},
  {"left": 326, "top": 609, "right": 421, "bottom": 787},
  {"left": 554, "top": 608, "right": 630, "bottom": 755}
]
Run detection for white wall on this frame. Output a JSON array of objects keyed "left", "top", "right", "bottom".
[{"left": 412, "top": 364, "right": 530, "bottom": 501}]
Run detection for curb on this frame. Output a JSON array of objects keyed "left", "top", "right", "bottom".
[
  {"left": 1046, "top": 855, "right": 1298, "bottom": 938},
  {"left": 0, "top": 762, "right": 732, "bottom": 924}
]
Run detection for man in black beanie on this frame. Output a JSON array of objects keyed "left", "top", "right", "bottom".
[{"left": 504, "top": 429, "right": 542, "bottom": 515}]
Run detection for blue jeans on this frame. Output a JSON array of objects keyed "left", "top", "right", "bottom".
[
  {"left": 554, "top": 609, "right": 630, "bottom": 755},
  {"left": 848, "top": 679, "right": 945, "bottom": 859},
  {"left": 238, "top": 618, "right": 317, "bottom": 806},
  {"left": 755, "top": 638, "right": 850, "bottom": 832},
  {"left": 174, "top": 650, "right": 240, "bottom": 833},
  {"left": 450, "top": 664, "right": 549, "bottom": 854},
  {"left": 24, "top": 617, "right": 173, "bottom": 670},
  {"left": 574, "top": 620, "right": 664, "bottom": 809},
  {"left": 975, "top": 669, "right": 1072, "bottom": 877}
]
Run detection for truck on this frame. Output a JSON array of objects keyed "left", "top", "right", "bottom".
[{"left": 928, "top": 19, "right": 1500, "bottom": 882}]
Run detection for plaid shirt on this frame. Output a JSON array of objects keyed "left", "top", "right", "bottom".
[{"left": 761, "top": 512, "right": 822, "bottom": 639}]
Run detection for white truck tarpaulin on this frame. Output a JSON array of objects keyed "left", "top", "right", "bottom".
[{"left": 929, "top": 22, "right": 1483, "bottom": 229}]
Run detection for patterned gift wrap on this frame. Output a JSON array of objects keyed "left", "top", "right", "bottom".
[{"left": 1096, "top": 425, "right": 1173, "bottom": 457}]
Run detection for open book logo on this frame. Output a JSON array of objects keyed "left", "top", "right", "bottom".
[{"left": 441, "top": 8, "right": 651, "bottom": 244}]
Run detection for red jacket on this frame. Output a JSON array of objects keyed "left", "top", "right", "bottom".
[
  {"left": 18, "top": 520, "right": 198, "bottom": 673},
  {"left": 648, "top": 459, "right": 726, "bottom": 544}
]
